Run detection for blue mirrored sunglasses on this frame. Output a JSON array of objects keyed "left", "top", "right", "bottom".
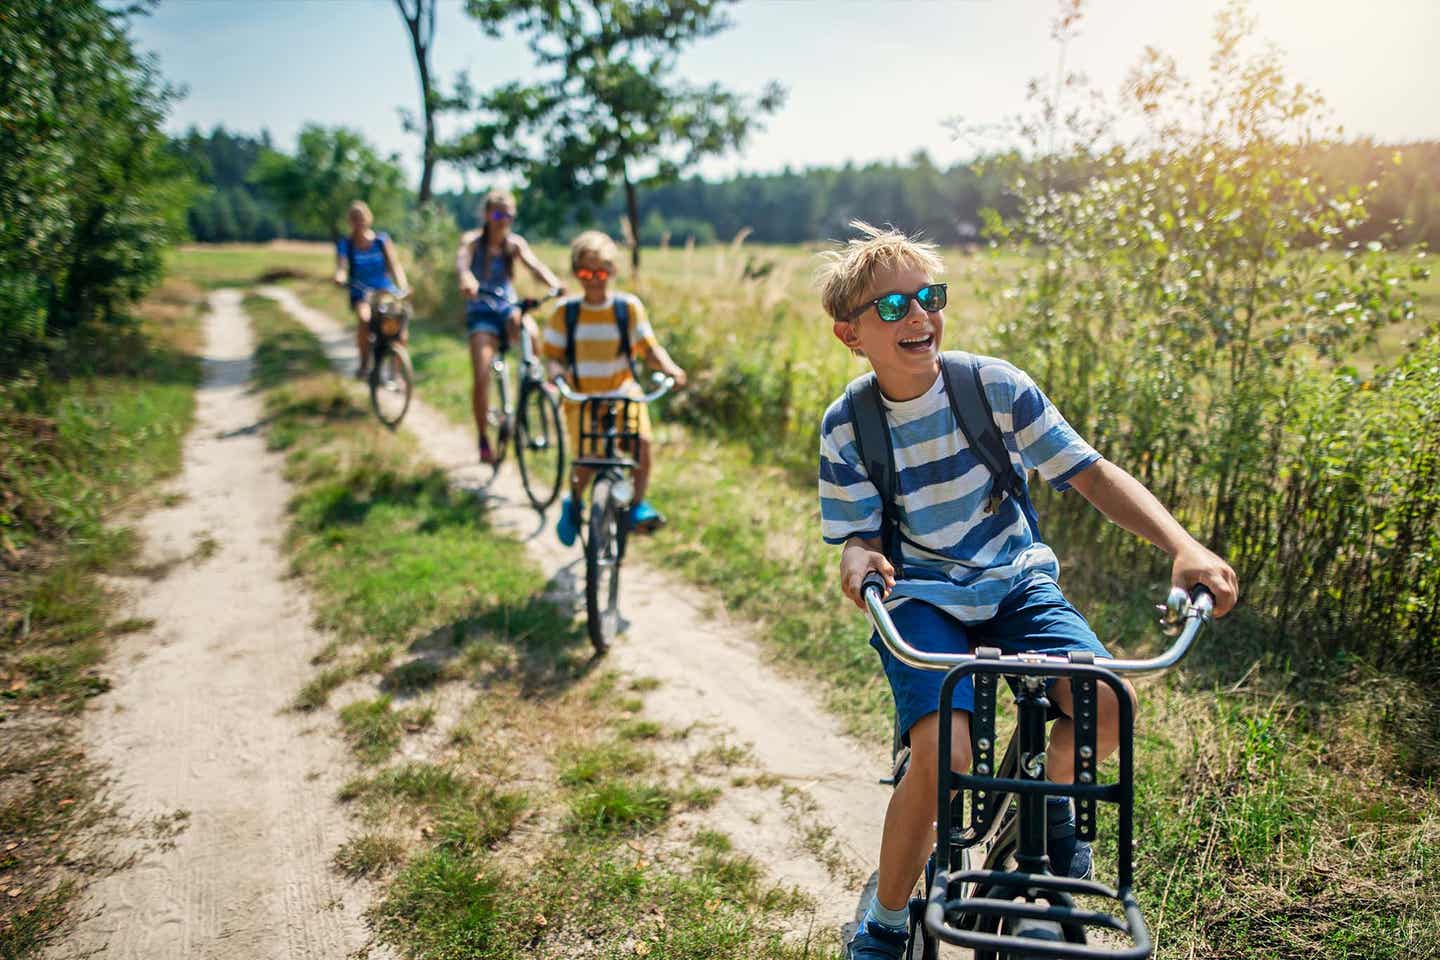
[{"left": 845, "top": 283, "right": 948, "bottom": 323}]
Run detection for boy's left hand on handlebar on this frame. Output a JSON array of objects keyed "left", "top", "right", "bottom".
[
  {"left": 840, "top": 539, "right": 895, "bottom": 610},
  {"left": 1171, "top": 545, "right": 1238, "bottom": 618},
  {"left": 663, "top": 365, "right": 687, "bottom": 388}
]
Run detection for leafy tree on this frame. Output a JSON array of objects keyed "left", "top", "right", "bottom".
[
  {"left": 455, "top": 0, "right": 784, "bottom": 268},
  {"left": 251, "top": 125, "right": 410, "bottom": 241},
  {"left": 1, "top": 0, "right": 193, "bottom": 361}
]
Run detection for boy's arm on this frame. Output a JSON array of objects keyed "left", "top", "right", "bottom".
[
  {"left": 628, "top": 299, "right": 686, "bottom": 386},
  {"left": 456, "top": 230, "right": 480, "bottom": 297},
  {"left": 539, "top": 304, "right": 567, "bottom": 380},
  {"left": 839, "top": 536, "right": 895, "bottom": 610},
  {"left": 333, "top": 241, "right": 347, "bottom": 286},
  {"left": 1068, "top": 460, "right": 1239, "bottom": 616},
  {"left": 512, "top": 236, "right": 565, "bottom": 292}
]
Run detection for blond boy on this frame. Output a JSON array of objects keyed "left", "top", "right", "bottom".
[
  {"left": 541, "top": 231, "right": 687, "bottom": 543},
  {"left": 817, "top": 222, "right": 1238, "bottom": 959}
]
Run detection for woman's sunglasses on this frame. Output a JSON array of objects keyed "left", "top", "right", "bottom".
[
  {"left": 575, "top": 267, "right": 611, "bottom": 281},
  {"left": 489, "top": 209, "right": 515, "bottom": 222},
  {"left": 845, "top": 283, "right": 948, "bottom": 323}
]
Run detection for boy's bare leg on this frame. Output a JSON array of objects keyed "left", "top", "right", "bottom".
[
  {"left": 468, "top": 333, "right": 499, "bottom": 439},
  {"left": 633, "top": 436, "right": 652, "bottom": 502},
  {"left": 570, "top": 464, "right": 595, "bottom": 505},
  {"left": 874, "top": 711, "right": 972, "bottom": 911},
  {"left": 1045, "top": 678, "right": 1133, "bottom": 781}
]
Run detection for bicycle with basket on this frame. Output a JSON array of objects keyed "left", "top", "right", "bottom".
[
  {"left": 551, "top": 372, "right": 674, "bottom": 654},
  {"left": 353, "top": 284, "right": 413, "bottom": 429},
  {"left": 863, "top": 571, "right": 1215, "bottom": 959}
]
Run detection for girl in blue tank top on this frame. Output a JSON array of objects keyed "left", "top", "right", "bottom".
[
  {"left": 455, "top": 189, "right": 567, "bottom": 464},
  {"left": 334, "top": 200, "right": 408, "bottom": 379}
]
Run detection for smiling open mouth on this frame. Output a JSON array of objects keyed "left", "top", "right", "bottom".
[{"left": 898, "top": 333, "right": 934, "bottom": 351}]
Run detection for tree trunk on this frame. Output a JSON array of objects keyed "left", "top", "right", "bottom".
[
  {"left": 624, "top": 167, "right": 641, "bottom": 271},
  {"left": 396, "top": 0, "right": 437, "bottom": 206}
]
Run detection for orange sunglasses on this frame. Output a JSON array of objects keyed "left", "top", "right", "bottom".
[{"left": 575, "top": 267, "right": 611, "bottom": 281}]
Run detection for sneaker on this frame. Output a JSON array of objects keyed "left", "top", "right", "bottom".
[
  {"left": 479, "top": 435, "right": 496, "bottom": 465},
  {"left": 629, "top": 499, "right": 665, "bottom": 533},
  {"left": 556, "top": 496, "right": 580, "bottom": 547},
  {"left": 845, "top": 919, "right": 908, "bottom": 960},
  {"left": 1046, "top": 798, "right": 1094, "bottom": 880}
]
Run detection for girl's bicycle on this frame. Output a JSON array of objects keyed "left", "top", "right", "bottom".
[
  {"left": 356, "top": 285, "right": 413, "bottom": 429},
  {"left": 484, "top": 294, "right": 567, "bottom": 511},
  {"left": 552, "top": 373, "right": 674, "bottom": 653},
  {"left": 863, "top": 572, "right": 1214, "bottom": 959}
]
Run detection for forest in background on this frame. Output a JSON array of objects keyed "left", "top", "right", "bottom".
[{"left": 174, "top": 125, "right": 1440, "bottom": 249}]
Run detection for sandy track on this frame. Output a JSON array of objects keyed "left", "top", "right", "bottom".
[
  {"left": 58, "top": 291, "right": 386, "bottom": 960},
  {"left": 261, "top": 286, "right": 895, "bottom": 937}
]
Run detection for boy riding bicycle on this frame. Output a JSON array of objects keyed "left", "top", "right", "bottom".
[
  {"left": 816, "top": 222, "right": 1239, "bottom": 960},
  {"left": 541, "top": 230, "right": 687, "bottom": 545}
]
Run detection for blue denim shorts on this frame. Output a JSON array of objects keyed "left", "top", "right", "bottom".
[
  {"left": 870, "top": 576, "right": 1110, "bottom": 741},
  {"left": 465, "top": 307, "right": 511, "bottom": 350}
]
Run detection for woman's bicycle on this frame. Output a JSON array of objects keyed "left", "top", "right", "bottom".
[
  {"left": 483, "top": 294, "right": 567, "bottom": 511},
  {"left": 354, "top": 285, "right": 414, "bottom": 429},
  {"left": 552, "top": 373, "right": 674, "bottom": 654},
  {"left": 863, "top": 572, "right": 1214, "bottom": 959}
]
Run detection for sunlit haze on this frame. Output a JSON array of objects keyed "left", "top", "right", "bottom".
[{"left": 132, "top": 0, "right": 1440, "bottom": 190}]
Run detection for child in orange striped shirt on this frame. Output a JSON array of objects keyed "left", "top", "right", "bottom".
[{"left": 542, "top": 231, "right": 687, "bottom": 545}]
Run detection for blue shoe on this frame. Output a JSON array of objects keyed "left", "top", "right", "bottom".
[
  {"left": 846, "top": 919, "right": 908, "bottom": 960},
  {"left": 629, "top": 499, "right": 664, "bottom": 533},
  {"left": 1047, "top": 798, "right": 1094, "bottom": 879},
  {"left": 556, "top": 496, "right": 580, "bottom": 547}
]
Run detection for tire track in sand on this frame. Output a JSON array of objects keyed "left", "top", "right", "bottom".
[
  {"left": 58, "top": 291, "right": 390, "bottom": 960},
  {"left": 261, "top": 286, "right": 894, "bottom": 941}
]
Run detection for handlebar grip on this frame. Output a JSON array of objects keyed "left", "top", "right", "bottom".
[
  {"left": 1190, "top": 583, "right": 1215, "bottom": 613},
  {"left": 519, "top": 298, "right": 541, "bottom": 312},
  {"left": 861, "top": 571, "right": 888, "bottom": 598}
]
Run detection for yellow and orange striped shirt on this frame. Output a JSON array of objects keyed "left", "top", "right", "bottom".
[{"left": 541, "top": 294, "right": 659, "bottom": 393}]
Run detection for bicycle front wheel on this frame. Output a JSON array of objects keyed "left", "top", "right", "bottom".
[
  {"left": 369, "top": 344, "right": 414, "bottom": 429},
  {"left": 515, "top": 380, "right": 566, "bottom": 511},
  {"left": 486, "top": 359, "right": 512, "bottom": 469},
  {"left": 584, "top": 477, "right": 626, "bottom": 653}
]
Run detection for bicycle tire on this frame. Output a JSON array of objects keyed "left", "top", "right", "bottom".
[
  {"left": 486, "top": 359, "right": 511, "bottom": 470},
  {"left": 369, "top": 343, "right": 413, "bottom": 429},
  {"left": 584, "top": 476, "right": 625, "bottom": 653},
  {"left": 515, "top": 380, "right": 566, "bottom": 511}
]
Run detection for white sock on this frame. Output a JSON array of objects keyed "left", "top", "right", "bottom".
[{"left": 865, "top": 894, "right": 909, "bottom": 931}]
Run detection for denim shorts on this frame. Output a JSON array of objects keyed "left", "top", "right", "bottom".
[
  {"left": 465, "top": 307, "right": 511, "bottom": 350},
  {"left": 870, "top": 575, "right": 1110, "bottom": 741}
]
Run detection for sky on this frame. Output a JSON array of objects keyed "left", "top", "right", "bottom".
[{"left": 130, "top": 0, "right": 1440, "bottom": 192}]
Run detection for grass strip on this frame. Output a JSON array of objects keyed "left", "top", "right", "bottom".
[
  {"left": 247, "top": 291, "right": 833, "bottom": 958},
  {"left": 0, "top": 278, "right": 205, "bottom": 957}
]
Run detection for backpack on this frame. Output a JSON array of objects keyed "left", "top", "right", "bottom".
[
  {"left": 563, "top": 296, "right": 637, "bottom": 384},
  {"left": 845, "top": 352, "right": 1040, "bottom": 576},
  {"left": 345, "top": 232, "right": 386, "bottom": 284}
]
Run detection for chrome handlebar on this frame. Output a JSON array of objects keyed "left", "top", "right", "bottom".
[
  {"left": 862, "top": 574, "right": 1213, "bottom": 677},
  {"left": 551, "top": 371, "right": 675, "bottom": 405}
]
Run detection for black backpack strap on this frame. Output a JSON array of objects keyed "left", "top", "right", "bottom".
[
  {"left": 564, "top": 299, "right": 581, "bottom": 382},
  {"left": 845, "top": 374, "right": 904, "bottom": 574},
  {"left": 614, "top": 295, "right": 640, "bottom": 379},
  {"left": 939, "top": 353, "right": 1025, "bottom": 515}
]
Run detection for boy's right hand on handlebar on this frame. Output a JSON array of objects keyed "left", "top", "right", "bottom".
[{"left": 840, "top": 538, "right": 895, "bottom": 610}]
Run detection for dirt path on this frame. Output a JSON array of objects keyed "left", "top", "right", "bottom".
[
  {"left": 59, "top": 291, "right": 387, "bottom": 960},
  {"left": 262, "top": 286, "right": 894, "bottom": 938}
]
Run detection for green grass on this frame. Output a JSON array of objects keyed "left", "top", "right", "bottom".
[
  {"left": 237, "top": 283, "right": 833, "bottom": 958},
  {"left": 0, "top": 276, "right": 204, "bottom": 958},
  {"left": 165, "top": 242, "right": 333, "bottom": 290}
]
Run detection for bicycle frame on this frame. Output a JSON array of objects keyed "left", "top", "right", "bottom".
[{"left": 862, "top": 574, "right": 1213, "bottom": 958}]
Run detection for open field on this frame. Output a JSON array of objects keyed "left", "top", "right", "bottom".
[{"left": 128, "top": 243, "right": 1440, "bottom": 958}]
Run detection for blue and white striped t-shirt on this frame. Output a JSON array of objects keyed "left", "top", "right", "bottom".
[{"left": 818, "top": 353, "right": 1101, "bottom": 623}]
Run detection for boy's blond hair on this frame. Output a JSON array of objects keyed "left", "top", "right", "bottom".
[
  {"left": 816, "top": 220, "right": 944, "bottom": 322},
  {"left": 570, "top": 230, "right": 620, "bottom": 272}
]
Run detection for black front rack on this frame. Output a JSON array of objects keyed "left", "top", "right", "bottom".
[
  {"left": 572, "top": 396, "right": 641, "bottom": 469},
  {"left": 928, "top": 655, "right": 1151, "bottom": 958}
]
